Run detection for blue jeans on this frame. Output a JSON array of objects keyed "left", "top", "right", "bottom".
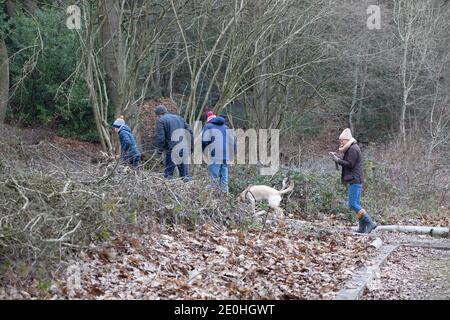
[
  {"left": 348, "top": 183, "right": 363, "bottom": 213},
  {"left": 208, "top": 163, "right": 229, "bottom": 193},
  {"left": 164, "top": 149, "right": 189, "bottom": 179}
]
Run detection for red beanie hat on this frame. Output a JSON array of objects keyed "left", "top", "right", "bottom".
[{"left": 207, "top": 111, "right": 216, "bottom": 123}]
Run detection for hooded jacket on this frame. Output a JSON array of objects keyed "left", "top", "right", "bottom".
[
  {"left": 118, "top": 125, "right": 141, "bottom": 161},
  {"left": 202, "top": 117, "right": 236, "bottom": 163},
  {"left": 156, "top": 113, "right": 193, "bottom": 151}
]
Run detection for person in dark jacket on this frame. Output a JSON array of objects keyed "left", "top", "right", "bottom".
[
  {"left": 330, "top": 128, "right": 377, "bottom": 234},
  {"left": 112, "top": 116, "right": 141, "bottom": 168},
  {"left": 154, "top": 105, "right": 193, "bottom": 180},
  {"left": 202, "top": 116, "right": 236, "bottom": 193}
]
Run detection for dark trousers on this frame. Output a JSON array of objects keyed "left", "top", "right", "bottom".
[
  {"left": 130, "top": 155, "right": 141, "bottom": 169},
  {"left": 164, "top": 149, "right": 189, "bottom": 179},
  {"left": 123, "top": 155, "right": 141, "bottom": 169}
]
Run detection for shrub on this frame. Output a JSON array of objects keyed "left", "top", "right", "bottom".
[{"left": 8, "top": 9, "right": 97, "bottom": 141}]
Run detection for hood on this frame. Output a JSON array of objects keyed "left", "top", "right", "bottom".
[
  {"left": 119, "top": 124, "right": 132, "bottom": 133},
  {"left": 210, "top": 116, "right": 225, "bottom": 125}
]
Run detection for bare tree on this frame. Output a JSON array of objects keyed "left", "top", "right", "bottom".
[
  {"left": 0, "top": 36, "right": 8, "bottom": 124},
  {"left": 393, "top": 0, "right": 443, "bottom": 143},
  {"left": 99, "top": 0, "right": 125, "bottom": 118},
  {"left": 73, "top": 0, "right": 170, "bottom": 152},
  {"left": 171, "top": 0, "right": 334, "bottom": 126}
]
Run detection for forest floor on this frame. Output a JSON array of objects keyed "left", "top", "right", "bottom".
[
  {"left": 0, "top": 126, "right": 449, "bottom": 300},
  {"left": 0, "top": 221, "right": 378, "bottom": 299},
  {"left": 1, "top": 222, "right": 448, "bottom": 300}
]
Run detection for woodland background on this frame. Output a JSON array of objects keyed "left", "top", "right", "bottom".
[{"left": 0, "top": 0, "right": 449, "bottom": 297}]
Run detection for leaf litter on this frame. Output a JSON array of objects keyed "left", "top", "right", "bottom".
[{"left": 41, "top": 222, "right": 377, "bottom": 300}]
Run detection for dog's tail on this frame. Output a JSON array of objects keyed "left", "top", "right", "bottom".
[{"left": 279, "top": 180, "right": 294, "bottom": 195}]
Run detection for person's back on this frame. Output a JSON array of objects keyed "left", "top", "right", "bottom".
[
  {"left": 156, "top": 113, "right": 193, "bottom": 151},
  {"left": 202, "top": 116, "right": 235, "bottom": 193},
  {"left": 112, "top": 118, "right": 141, "bottom": 168},
  {"left": 154, "top": 105, "right": 192, "bottom": 180},
  {"left": 202, "top": 116, "right": 235, "bottom": 163}
]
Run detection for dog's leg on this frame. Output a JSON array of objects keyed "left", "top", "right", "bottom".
[
  {"left": 258, "top": 209, "right": 271, "bottom": 239},
  {"left": 282, "top": 178, "right": 288, "bottom": 190},
  {"left": 268, "top": 196, "right": 285, "bottom": 220}
]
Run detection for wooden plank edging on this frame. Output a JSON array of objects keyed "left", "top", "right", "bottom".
[{"left": 334, "top": 245, "right": 398, "bottom": 300}]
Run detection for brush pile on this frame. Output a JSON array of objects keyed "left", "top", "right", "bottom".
[{"left": 0, "top": 125, "right": 252, "bottom": 282}]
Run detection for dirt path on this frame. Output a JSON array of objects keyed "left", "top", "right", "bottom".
[{"left": 362, "top": 245, "right": 450, "bottom": 300}]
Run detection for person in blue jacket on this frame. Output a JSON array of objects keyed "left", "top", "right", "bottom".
[
  {"left": 202, "top": 115, "right": 236, "bottom": 193},
  {"left": 112, "top": 116, "right": 141, "bottom": 168}
]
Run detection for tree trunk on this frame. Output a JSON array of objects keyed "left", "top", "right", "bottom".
[
  {"left": 23, "top": 0, "right": 37, "bottom": 15},
  {"left": 86, "top": 47, "right": 113, "bottom": 153},
  {"left": 356, "top": 62, "right": 367, "bottom": 129},
  {"left": 349, "top": 63, "right": 359, "bottom": 133},
  {"left": 7, "top": 0, "right": 36, "bottom": 16},
  {"left": 99, "top": 0, "right": 125, "bottom": 117},
  {"left": 0, "top": 37, "right": 9, "bottom": 125},
  {"left": 5, "top": 0, "right": 17, "bottom": 16},
  {"left": 1, "top": 0, "right": 19, "bottom": 125}
]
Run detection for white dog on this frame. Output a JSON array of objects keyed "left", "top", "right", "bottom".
[{"left": 239, "top": 178, "right": 294, "bottom": 218}]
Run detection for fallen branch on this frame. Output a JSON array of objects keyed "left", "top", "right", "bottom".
[
  {"left": 379, "top": 225, "right": 448, "bottom": 238},
  {"left": 43, "top": 220, "right": 82, "bottom": 243},
  {"left": 352, "top": 225, "right": 449, "bottom": 238},
  {"left": 401, "top": 241, "right": 450, "bottom": 251},
  {"left": 9, "top": 176, "right": 30, "bottom": 211}
]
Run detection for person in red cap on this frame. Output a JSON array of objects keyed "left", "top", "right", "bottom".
[
  {"left": 207, "top": 111, "right": 216, "bottom": 123},
  {"left": 202, "top": 115, "right": 236, "bottom": 193}
]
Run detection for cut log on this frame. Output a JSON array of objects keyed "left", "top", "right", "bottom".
[
  {"left": 352, "top": 225, "right": 449, "bottom": 238},
  {"left": 369, "top": 238, "right": 383, "bottom": 249}
]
